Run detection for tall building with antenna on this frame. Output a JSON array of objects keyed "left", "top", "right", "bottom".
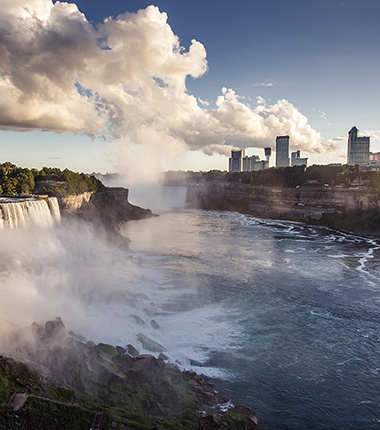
[{"left": 264, "top": 147, "right": 272, "bottom": 167}]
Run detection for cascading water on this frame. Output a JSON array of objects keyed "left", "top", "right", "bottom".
[
  {"left": 0, "top": 197, "right": 61, "bottom": 228},
  {"left": 47, "top": 197, "right": 61, "bottom": 222},
  {"left": 162, "top": 186, "right": 187, "bottom": 209}
]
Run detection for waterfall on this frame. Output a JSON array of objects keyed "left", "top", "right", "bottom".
[
  {"left": 129, "top": 186, "right": 188, "bottom": 212},
  {"left": 48, "top": 197, "right": 61, "bottom": 222},
  {"left": 0, "top": 197, "right": 61, "bottom": 229},
  {"left": 162, "top": 186, "right": 187, "bottom": 209}
]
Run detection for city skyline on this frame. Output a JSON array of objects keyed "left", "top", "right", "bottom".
[{"left": 1, "top": 1, "right": 380, "bottom": 178}]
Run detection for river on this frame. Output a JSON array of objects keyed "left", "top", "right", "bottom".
[{"left": 120, "top": 209, "right": 380, "bottom": 430}]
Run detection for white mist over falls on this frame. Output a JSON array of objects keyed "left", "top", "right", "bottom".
[{"left": 1, "top": 195, "right": 380, "bottom": 428}]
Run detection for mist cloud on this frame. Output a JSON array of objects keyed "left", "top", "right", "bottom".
[{"left": 0, "top": 0, "right": 336, "bottom": 163}]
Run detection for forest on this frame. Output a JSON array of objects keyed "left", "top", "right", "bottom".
[{"left": 0, "top": 162, "right": 101, "bottom": 197}]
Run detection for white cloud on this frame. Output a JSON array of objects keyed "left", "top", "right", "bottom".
[
  {"left": 253, "top": 82, "right": 274, "bottom": 87},
  {"left": 0, "top": 0, "right": 335, "bottom": 177},
  {"left": 256, "top": 96, "right": 265, "bottom": 105},
  {"left": 363, "top": 129, "right": 380, "bottom": 140},
  {"left": 319, "top": 110, "right": 329, "bottom": 123},
  {"left": 198, "top": 97, "right": 210, "bottom": 106}
]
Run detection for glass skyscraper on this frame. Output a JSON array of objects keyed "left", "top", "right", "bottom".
[{"left": 276, "top": 136, "right": 290, "bottom": 167}]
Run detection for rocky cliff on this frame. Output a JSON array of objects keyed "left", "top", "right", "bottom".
[
  {"left": 187, "top": 182, "right": 380, "bottom": 236},
  {"left": 60, "top": 187, "right": 153, "bottom": 233}
]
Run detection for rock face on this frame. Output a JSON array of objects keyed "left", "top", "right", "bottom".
[
  {"left": 187, "top": 182, "right": 380, "bottom": 229},
  {"left": 62, "top": 187, "right": 153, "bottom": 233},
  {"left": 59, "top": 192, "right": 94, "bottom": 213},
  {"left": 87, "top": 187, "right": 152, "bottom": 227}
]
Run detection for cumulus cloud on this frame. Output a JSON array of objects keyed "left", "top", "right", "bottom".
[{"left": 0, "top": 0, "right": 334, "bottom": 172}]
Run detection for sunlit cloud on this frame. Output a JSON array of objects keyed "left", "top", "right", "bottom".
[
  {"left": 256, "top": 96, "right": 266, "bottom": 105},
  {"left": 198, "top": 97, "right": 210, "bottom": 106},
  {"left": 0, "top": 0, "right": 334, "bottom": 178}
]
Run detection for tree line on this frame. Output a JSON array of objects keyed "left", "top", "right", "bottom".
[
  {"left": 0, "top": 162, "right": 102, "bottom": 197},
  {"left": 165, "top": 165, "right": 380, "bottom": 191}
]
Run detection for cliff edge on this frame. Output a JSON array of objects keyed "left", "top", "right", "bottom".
[{"left": 60, "top": 186, "right": 153, "bottom": 232}]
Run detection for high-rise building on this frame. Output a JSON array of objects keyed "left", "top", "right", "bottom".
[
  {"left": 264, "top": 147, "right": 272, "bottom": 168},
  {"left": 243, "top": 155, "right": 259, "bottom": 171},
  {"left": 242, "top": 155, "right": 266, "bottom": 171},
  {"left": 276, "top": 136, "right": 290, "bottom": 167},
  {"left": 291, "top": 150, "right": 308, "bottom": 167},
  {"left": 228, "top": 149, "right": 245, "bottom": 172},
  {"left": 347, "top": 126, "right": 370, "bottom": 167}
]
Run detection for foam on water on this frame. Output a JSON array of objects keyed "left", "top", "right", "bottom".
[{"left": 1, "top": 208, "right": 380, "bottom": 429}]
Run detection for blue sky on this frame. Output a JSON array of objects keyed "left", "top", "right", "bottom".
[{"left": 1, "top": 0, "right": 380, "bottom": 174}]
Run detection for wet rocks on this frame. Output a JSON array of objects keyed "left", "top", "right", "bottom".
[
  {"left": 129, "top": 315, "right": 145, "bottom": 326},
  {"left": 126, "top": 344, "right": 140, "bottom": 358},
  {"left": 136, "top": 334, "right": 167, "bottom": 353},
  {"left": 150, "top": 319, "right": 160, "bottom": 330}
]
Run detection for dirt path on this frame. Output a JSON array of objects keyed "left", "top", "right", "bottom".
[{"left": 9, "top": 392, "right": 103, "bottom": 428}]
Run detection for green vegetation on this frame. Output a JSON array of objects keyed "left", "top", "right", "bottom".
[
  {"left": 0, "top": 345, "right": 257, "bottom": 430},
  {"left": 0, "top": 397, "right": 95, "bottom": 430},
  {"left": 0, "top": 162, "right": 35, "bottom": 196},
  {"left": 0, "top": 162, "right": 101, "bottom": 197},
  {"left": 315, "top": 209, "right": 380, "bottom": 235}
]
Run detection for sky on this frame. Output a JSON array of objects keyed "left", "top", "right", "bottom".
[{"left": 1, "top": 0, "right": 380, "bottom": 178}]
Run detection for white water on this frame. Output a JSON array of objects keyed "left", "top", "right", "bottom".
[
  {"left": 0, "top": 197, "right": 61, "bottom": 228},
  {"left": 1, "top": 196, "right": 380, "bottom": 429}
]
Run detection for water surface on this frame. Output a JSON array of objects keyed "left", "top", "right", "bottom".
[{"left": 122, "top": 209, "right": 380, "bottom": 430}]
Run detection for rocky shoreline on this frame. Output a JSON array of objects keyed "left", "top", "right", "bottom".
[{"left": 0, "top": 318, "right": 258, "bottom": 429}]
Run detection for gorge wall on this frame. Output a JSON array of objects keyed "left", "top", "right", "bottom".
[
  {"left": 58, "top": 191, "right": 94, "bottom": 213},
  {"left": 186, "top": 182, "right": 380, "bottom": 234}
]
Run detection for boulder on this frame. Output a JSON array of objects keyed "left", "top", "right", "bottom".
[
  {"left": 137, "top": 334, "right": 167, "bottom": 353},
  {"left": 150, "top": 319, "right": 160, "bottom": 330},
  {"left": 131, "top": 354, "right": 156, "bottom": 373},
  {"left": 116, "top": 346, "right": 126, "bottom": 355},
  {"left": 129, "top": 315, "right": 145, "bottom": 326},
  {"left": 126, "top": 344, "right": 140, "bottom": 358}
]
